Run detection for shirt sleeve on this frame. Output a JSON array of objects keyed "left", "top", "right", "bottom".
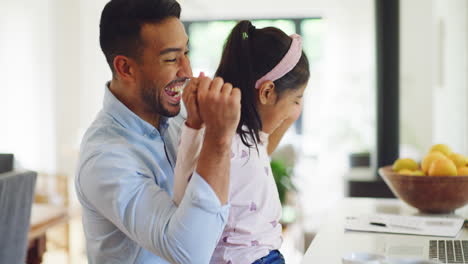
[
  {"left": 173, "top": 123, "right": 205, "bottom": 206},
  {"left": 77, "top": 146, "right": 229, "bottom": 264}
]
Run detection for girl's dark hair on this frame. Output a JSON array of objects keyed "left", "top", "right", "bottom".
[{"left": 215, "top": 20, "right": 310, "bottom": 149}]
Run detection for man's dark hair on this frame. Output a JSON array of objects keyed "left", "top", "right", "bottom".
[{"left": 100, "top": 0, "right": 181, "bottom": 74}]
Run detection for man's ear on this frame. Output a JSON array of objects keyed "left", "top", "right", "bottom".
[
  {"left": 113, "top": 55, "right": 137, "bottom": 82},
  {"left": 257, "top": 80, "right": 277, "bottom": 105}
]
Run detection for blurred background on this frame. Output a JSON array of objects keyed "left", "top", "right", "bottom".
[{"left": 0, "top": 0, "right": 467, "bottom": 263}]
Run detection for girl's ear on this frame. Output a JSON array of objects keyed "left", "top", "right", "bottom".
[{"left": 257, "top": 81, "right": 277, "bottom": 105}]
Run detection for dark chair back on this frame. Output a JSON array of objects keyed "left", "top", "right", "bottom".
[
  {"left": 0, "top": 154, "right": 14, "bottom": 173},
  {"left": 0, "top": 170, "right": 37, "bottom": 263}
]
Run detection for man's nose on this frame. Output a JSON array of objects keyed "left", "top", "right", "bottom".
[{"left": 177, "top": 55, "right": 192, "bottom": 78}]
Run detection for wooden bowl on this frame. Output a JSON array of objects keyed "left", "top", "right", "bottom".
[{"left": 379, "top": 166, "right": 468, "bottom": 213}]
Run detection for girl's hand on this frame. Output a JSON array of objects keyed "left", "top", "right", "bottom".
[
  {"left": 183, "top": 72, "right": 205, "bottom": 129},
  {"left": 268, "top": 109, "right": 302, "bottom": 155}
]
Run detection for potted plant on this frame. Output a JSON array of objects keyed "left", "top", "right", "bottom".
[
  {"left": 270, "top": 159, "right": 295, "bottom": 205},
  {"left": 270, "top": 159, "right": 297, "bottom": 227}
]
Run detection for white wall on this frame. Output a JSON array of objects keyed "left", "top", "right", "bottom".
[
  {"left": 400, "top": 0, "right": 434, "bottom": 157},
  {"left": 0, "top": 0, "right": 57, "bottom": 173},
  {"left": 78, "top": 0, "right": 111, "bottom": 136},
  {"left": 432, "top": 0, "right": 468, "bottom": 154},
  {"left": 181, "top": 0, "right": 329, "bottom": 19},
  {"left": 0, "top": 0, "right": 85, "bottom": 202},
  {"left": 400, "top": 0, "right": 468, "bottom": 157},
  {"left": 52, "top": 0, "right": 82, "bottom": 177}
]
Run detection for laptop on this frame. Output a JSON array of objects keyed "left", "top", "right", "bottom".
[
  {"left": 428, "top": 240, "right": 468, "bottom": 263},
  {"left": 382, "top": 239, "right": 468, "bottom": 263},
  {"left": 359, "top": 215, "right": 468, "bottom": 263}
]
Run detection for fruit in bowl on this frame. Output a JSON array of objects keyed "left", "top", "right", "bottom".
[
  {"left": 421, "top": 151, "right": 448, "bottom": 174},
  {"left": 379, "top": 144, "right": 468, "bottom": 213}
]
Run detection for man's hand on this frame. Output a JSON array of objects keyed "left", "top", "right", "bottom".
[
  {"left": 197, "top": 77, "right": 241, "bottom": 144},
  {"left": 183, "top": 73, "right": 204, "bottom": 129},
  {"left": 195, "top": 77, "right": 241, "bottom": 205}
]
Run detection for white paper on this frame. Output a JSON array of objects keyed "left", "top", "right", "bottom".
[{"left": 344, "top": 213, "right": 465, "bottom": 237}]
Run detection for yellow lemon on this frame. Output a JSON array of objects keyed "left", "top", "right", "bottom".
[
  {"left": 410, "top": 170, "right": 425, "bottom": 176},
  {"left": 428, "top": 158, "right": 457, "bottom": 176},
  {"left": 458, "top": 167, "right": 468, "bottom": 176},
  {"left": 392, "top": 158, "right": 419, "bottom": 172},
  {"left": 449, "top": 153, "right": 468, "bottom": 168},
  {"left": 397, "top": 169, "right": 414, "bottom": 175},
  {"left": 429, "top": 144, "right": 452, "bottom": 157},
  {"left": 421, "top": 151, "right": 447, "bottom": 174}
]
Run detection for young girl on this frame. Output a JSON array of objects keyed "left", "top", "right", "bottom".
[{"left": 174, "top": 20, "right": 310, "bottom": 264}]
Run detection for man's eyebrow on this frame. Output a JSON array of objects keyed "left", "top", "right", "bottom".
[
  {"left": 159, "top": 40, "right": 190, "bottom": 55},
  {"left": 297, "top": 95, "right": 303, "bottom": 98},
  {"left": 159, "top": 48, "right": 182, "bottom": 55}
]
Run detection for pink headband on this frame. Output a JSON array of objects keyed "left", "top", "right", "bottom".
[{"left": 255, "top": 34, "right": 303, "bottom": 89}]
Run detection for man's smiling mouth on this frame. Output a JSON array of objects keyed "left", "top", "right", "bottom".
[{"left": 163, "top": 79, "right": 189, "bottom": 104}]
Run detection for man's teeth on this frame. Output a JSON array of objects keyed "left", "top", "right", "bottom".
[
  {"left": 167, "top": 86, "right": 182, "bottom": 92},
  {"left": 165, "top": 85, "right": 182, "bottom": 98}
]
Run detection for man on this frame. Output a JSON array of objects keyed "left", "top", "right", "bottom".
[{"left": 75, "top": 0, "right": 241, "bottom": 263}]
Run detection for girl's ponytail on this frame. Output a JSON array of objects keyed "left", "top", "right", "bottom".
[{"left": 215, "top": 20, "right": 262, "bottom": 148}]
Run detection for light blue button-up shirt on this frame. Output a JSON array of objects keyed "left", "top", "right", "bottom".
[{"left": 75, "top": 86, "right": 229, "bottom": 264}]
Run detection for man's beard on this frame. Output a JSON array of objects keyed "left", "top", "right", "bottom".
[{"left": 140, "top": 79, "right": 179, "bottom": 118}]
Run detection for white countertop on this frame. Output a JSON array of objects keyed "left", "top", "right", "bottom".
[{"left": 301, "top": 198, "right": 468, "bottom": 263}]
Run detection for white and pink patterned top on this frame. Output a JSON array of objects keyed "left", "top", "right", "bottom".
[{"left": 173, "top": 124, "right": 282, "bottom": 264}]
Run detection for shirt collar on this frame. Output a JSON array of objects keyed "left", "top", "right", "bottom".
[{"left": 103, "top": 83, "right": 169, "bottom": 137}]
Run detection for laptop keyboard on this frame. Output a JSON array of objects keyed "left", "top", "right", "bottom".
[{"left": 429, "top": 240, "right": 468, "bottom": 263}]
